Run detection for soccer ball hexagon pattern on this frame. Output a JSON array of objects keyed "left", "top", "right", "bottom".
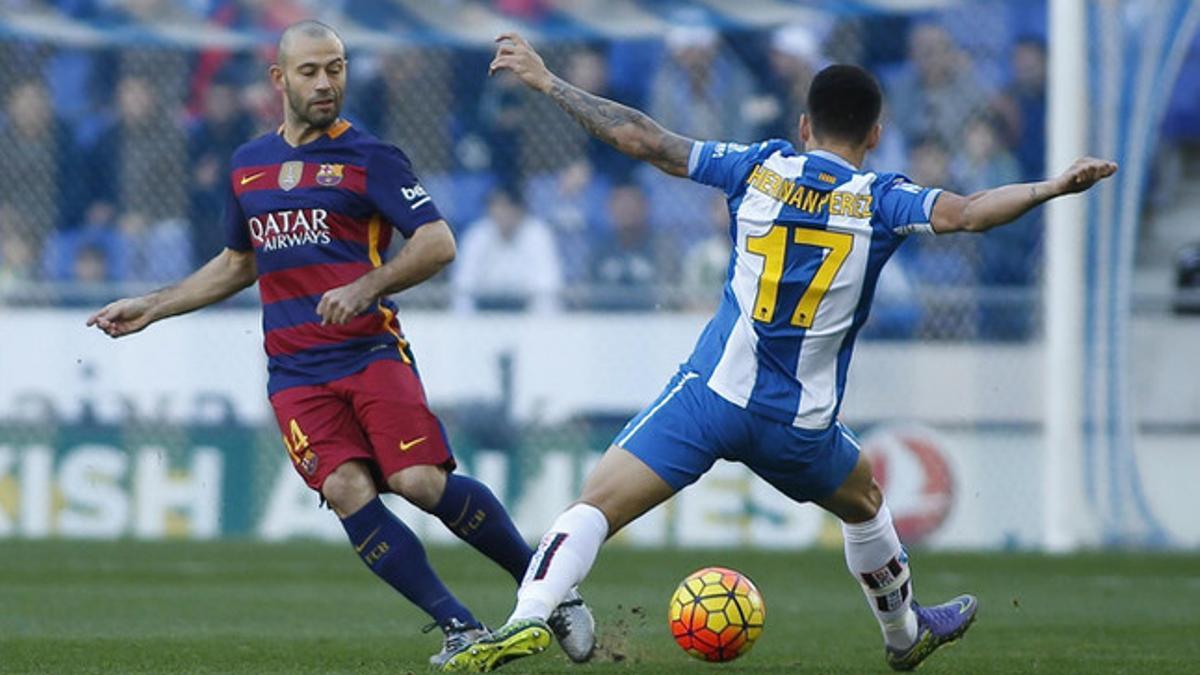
[{"left": 668, "top": 566, "right": 765, "bottom": 662}]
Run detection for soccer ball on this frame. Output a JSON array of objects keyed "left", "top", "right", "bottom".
[{"left": 668, "top": 566, "right": 765, "bottom": 662}]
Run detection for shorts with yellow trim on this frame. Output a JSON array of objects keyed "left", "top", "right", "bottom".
[{"left": 269, "top": 358, "right": 455, "bottom": 493}]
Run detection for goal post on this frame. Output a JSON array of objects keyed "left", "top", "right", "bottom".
[
  {"left": 1044, "top": 0, "right": 1200, "bottom": 550},
  {"left": 1042, "top": 0, "right": 1094, "bottom": 551}
]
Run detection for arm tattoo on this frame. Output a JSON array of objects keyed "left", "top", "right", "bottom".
[{"left": 547, "top": 78, "right": 692, "bottom": 176}]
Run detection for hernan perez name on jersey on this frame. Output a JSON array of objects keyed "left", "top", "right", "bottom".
[{"left": 248, "top": 208, "right": 332, "bottom": 251}]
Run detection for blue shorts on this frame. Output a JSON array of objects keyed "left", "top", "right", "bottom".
[{"left": 614, "top": 369, "right": 861, "bottom": 503}]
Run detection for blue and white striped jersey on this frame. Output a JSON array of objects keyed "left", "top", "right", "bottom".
[{"left": 684, "top": 139, "right": 941, "bottom": 430}]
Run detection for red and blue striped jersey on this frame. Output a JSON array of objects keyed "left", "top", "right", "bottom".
[{"left": 222, "top": 120, "right": 442, "bottom": 395}]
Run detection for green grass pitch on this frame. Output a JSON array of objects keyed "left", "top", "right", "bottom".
[{"left": 2, "top": 541, "right": 1198, "bottom": 674}]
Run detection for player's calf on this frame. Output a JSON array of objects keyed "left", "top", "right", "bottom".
[
  {"left": 841, "top": 503, "right": 920, "bottom": 649},
  {"left": 339, "top": 494, "right": 481, "bottom": 636},
  {"left": 428, "top": 473, "right": 534, "bottom": 584}
]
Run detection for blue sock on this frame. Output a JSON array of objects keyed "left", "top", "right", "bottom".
[
  {"left": 431, "top": 474, "right": 534, "bottom": 584},
  {"left": 341, "top": 497, "right": 477, "bottom": 629}
]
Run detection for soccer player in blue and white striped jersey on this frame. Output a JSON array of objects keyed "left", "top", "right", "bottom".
[{"left": 443, "top": 33, "right": 1117, "bottom": 673}]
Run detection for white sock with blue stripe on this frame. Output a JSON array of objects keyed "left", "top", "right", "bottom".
[
  {"left": 509, "top": 503, "right": 608, "bottom": 624},
  {"left": 842, "top": 503, "right": 919, "bottom": 649}
]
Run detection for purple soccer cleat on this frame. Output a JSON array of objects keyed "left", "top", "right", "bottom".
[{"left": 886, "top": 594, "right": 977, "bottom": 671}]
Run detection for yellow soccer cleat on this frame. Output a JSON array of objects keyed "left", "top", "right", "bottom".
[{"left": 441, "top": 618, "right": 553, "bottom": 672}]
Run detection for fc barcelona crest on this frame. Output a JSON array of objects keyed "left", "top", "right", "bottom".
[
  {"left": 300, "top": 449, "right": 319, "bottom": 476},
  {"left": 278, "top": 160, "right": 303, "bottom": 191},
  {"left": 316, "top": 163, "right": 344, "bottom": 187}
]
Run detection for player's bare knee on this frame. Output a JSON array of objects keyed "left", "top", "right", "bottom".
[
  {"left": 578, "top": 484, "right": 656, "bottom": 535},
  {"left": 321, "top": 462, "right": 377, "bottom": 517},
  {"left": 388, "top": 464, "right": 447, "bottom": 511},
  {"left": 575, "top": 496, "right": 624, "bottom": 534},
  {"left": 579, "top": 478, "right": 636, "bottom": 533},
  {"left": 862, "top": 479, "right": 883, "bottom": 516},
  {"left": 576, "top": 445, "right": 674, "bottom": 535},
  {"left": 842, "top": 480, "right": 883, "bottom": 523}
]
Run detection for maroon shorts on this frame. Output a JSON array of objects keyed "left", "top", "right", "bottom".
[{"left": 269, "top": 358, "right": 455, "bottom": 492}]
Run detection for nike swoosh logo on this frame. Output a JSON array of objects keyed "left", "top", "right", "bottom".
[
  {"left": 240, "top": 171, "right": 266, "bottom": 186},
  {"left": 354, "top": 526, "right": 381, "bottom": 553},
  {"left": 399, "top": 436, "right": 427, "bottom": 452},
  {"left": 958, "top": 598, "right": 974, "bottom": 614}
]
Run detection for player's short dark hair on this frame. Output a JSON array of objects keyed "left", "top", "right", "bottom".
[{"left": 806, "top": 65, "right": 883, "bottom": 145}]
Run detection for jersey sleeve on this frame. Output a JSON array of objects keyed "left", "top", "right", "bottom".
[
  {"left": 688, "top": 139, "right": 792, "bottom": 196},
  {"left": 221, "top": 178, "right": 251, "bottom": 251},
  {"left": 366, "top": 145, "right": 443, "bottom": 238},
  {"left": 874, "top": 172, "right": 943, "bottom": 236}
]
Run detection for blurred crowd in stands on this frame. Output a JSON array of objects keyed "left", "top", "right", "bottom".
[{"left": 3, "top": 0, "right": 1193, "bottom": 337}]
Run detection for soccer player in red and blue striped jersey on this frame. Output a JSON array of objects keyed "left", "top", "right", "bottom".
[{"left": 87, "top": 20, "right": 594, "bottom": 667}]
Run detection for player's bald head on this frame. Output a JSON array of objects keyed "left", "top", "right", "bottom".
[
  {"left": 272, "top": 20, "right": 347, "bottom": 132},
  {"left": 277, "top": 20, "right": 344, "bottom": 67}
]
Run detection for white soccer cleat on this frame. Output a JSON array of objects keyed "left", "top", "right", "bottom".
[{"left": 547, "top": 587, "right": 596, "bottom": 663}]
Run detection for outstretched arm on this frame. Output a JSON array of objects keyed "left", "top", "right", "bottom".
[
  {"left": 87, "top": 247, "right": 257, "bottom": 337},
  {"left": 931, "top": 157, "right": 1117, "bottom": 233},
  {"left": 489, "top": 32, "right": 694, "bottom": 177}
]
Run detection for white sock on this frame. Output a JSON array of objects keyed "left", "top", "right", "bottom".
[
  {"left": 842, "top": 503, "right": 918, "bottom": 649},
  {"left": 509, "top": 503, "right": 609, "bottom": 623}
]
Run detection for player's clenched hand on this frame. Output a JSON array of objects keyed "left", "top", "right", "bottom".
[
  {"left": 1054, "top": 157, "right": 1118, "bottom": 195},
  {"left": 86, "top": 297, "right": 154, "bottom": 338},
  {"left": 489, "top": 32, "right": 554, "bottom": 93},
  {"left": 316, "top": 281, "right": 377, "bottom": 326}
]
